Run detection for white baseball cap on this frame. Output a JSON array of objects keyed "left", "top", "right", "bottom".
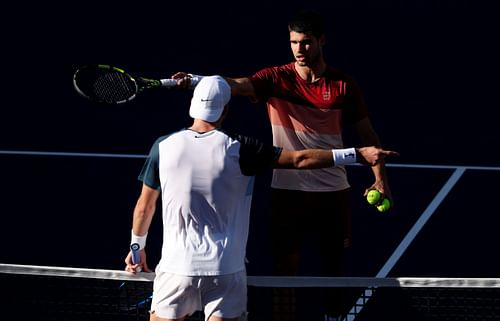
[{"left": 189, "top": 75, "right": 231, "bottom": 122}]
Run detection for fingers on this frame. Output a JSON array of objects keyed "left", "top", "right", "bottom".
[
  {"left": 382, "top": 150, "right": 400, "bottom": 157},
  {"left": 357, "top": 146, "right": 398, "bottom": 166},
  {"left": 125, "top": 259, "right": 145, "bottom": 273},
  {"left": 370, "top": 148, "right": 399, "bottom": 166},
  {"left": 171, "top": 72, "right": 192, "bottom": 89},
  {"left": 124, "top": 253, "right": 137, "bottom": 273},
  {"left": 125, "top": 264, "right": 141, "bottom": 273},
  {"left": 124, "top": 251, "right": 148, "bottom": 273},
  {"left": 171, "top": 71, "right": 188, "bottom": 79}
]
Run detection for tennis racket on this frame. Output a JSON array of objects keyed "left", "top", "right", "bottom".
[{"left": 73, "top": 64, "right": 178, "bottom": 104}]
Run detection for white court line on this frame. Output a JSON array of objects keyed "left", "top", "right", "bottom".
[
  {"left": 350, "top": 162, "right": 500, "bottom": 171},
  {"left": 376, "top": 167, "right": 466, "bottom": 277},
  {"left": 1, "top": 150, "right": 500, "bottom": 171},
  {"left": 0, "top": 150, "right": 147, "bottom": 159},
  {"left": 385, "top": 163, "right": 500, "bottom": 171},
  {"left": 345, "top": 167, "right": 466, "bottom": 321}
]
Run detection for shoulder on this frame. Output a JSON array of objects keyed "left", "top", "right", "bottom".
[
  {"left": 220, "top": 129, "right": 280, "bottom": 157},
  {"left": 223, "top": 130, "right": 281, "bottom": 176},
  {"left": 252, "top": 62, "right": 296, "bottom": 79},
  {"left": 148, "top": 129, "right": 188, "bottom": 154},
  {"left": 219, "top": 129, "right": 257, "bottom": 147},
  {"left": 154, "top": 128, "right": 188, "bottom": 143}
]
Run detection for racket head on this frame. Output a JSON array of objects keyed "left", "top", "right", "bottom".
[{"left": 73, "top": 64, "right": 138, "bottom": 104}]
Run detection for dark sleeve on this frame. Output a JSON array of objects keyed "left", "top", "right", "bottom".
[
  {"left": 248, "top": 66, "right": 280, "bottom": 102},
  {"left": 232, "top": 133, "right": 282, "bottom": 176},
  {"left": 137, "top": 137, "right": 163, "bottom": 190}
]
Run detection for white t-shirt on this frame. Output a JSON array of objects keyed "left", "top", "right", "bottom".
[{"left": 139, "top": 128, "right": 281, "bottom": 276}]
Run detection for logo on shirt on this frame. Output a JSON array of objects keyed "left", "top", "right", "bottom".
[
  {"left": 323, "top": 91, "right": 331, "bottom": 100},
  {"left": 201, "top": 98, "right": 212, "bottom": 102},
  {"left": 344, "top": 152, "right": 355, "bottom": 158}
]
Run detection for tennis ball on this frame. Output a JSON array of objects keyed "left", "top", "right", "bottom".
[
  {"left": 366, "top": 189, "right": 381, "bottom": 205},
  {"left": 376, "top": 198, "right": 391, "bottom": 213}
]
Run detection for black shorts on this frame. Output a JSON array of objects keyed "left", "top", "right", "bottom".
[{"left": 270, "top": 187, "right": 352, "bottom": 276}]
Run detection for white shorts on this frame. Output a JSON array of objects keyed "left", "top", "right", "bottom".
[{"left": 150, "top": 268, "right": 247, "bottom": 320}]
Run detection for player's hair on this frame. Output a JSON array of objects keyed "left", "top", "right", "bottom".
[{"left": 287, "top": 11, "right": 326, "bottom": 39}]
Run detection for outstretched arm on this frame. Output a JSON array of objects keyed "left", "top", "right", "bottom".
[
  {"left": 171, "top": 72, "right": 256, "bottom": 97},
  {"left": 274, "top": 147, "right": 398, "bottom": 169}
]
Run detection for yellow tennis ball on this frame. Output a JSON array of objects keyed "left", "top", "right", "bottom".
[
  {"left": 377, "top": 198, "right": 391, "bottom": 212},
  {"left": 366, "top": 189, "right": 381, "bottom": 205}
]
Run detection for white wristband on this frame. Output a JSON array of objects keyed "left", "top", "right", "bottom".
[
  {"left": 332, "top": 148, "right": 357, "bottom": 166},
  {"left": 187, "top": 74, "right": 205, "bottom": 89},
  {"left": 131, "top": 230, "right": 148, "bottom": 250}
]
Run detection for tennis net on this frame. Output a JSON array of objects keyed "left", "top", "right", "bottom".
[{"left": 1, "top": 263, "right": 499, "bottom": 321}]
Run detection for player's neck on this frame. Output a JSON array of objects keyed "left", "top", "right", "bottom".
[
  {"left": 295, "top": 60, "right": 327, "bottom": 83},
  {"left": 189, "top": 119, "right": 219, "bottom": 133}
]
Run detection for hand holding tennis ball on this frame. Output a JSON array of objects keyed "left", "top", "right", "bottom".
[
  {"left": 366, "top": 189, "right": 381, "bottom": 205},
  {"left": 366, "top": 189, "right": 391, "bottom": 212}
]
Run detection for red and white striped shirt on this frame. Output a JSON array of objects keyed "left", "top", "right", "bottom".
[{"left": 250, "top": 62, "right": 368, "bottom": 191}]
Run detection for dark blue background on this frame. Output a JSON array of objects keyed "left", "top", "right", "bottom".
[{"left": 1, "top": 0, "right": 499, "bottom": 278}]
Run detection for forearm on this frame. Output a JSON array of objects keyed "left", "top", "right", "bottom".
[
  {"left": 172, "top": 72, "right": 256, "bottom": 98},
  {"left": 276, "top": 146, "right": 397, "bottom": 169},
  {"left": 130, "top": 200, "right": 155, "bottom": 250},
  {"left": 224, "top": 77, "right": 255, "bottom": 97},
  {"left": 132, "top": 201, "right": 155, "bottom": 236},
  {"left": 276, "top": 149, "right": 334, "bottom": 169},
  {"left": 372, "top": 160, "right": 387, "bottom": 179},
  {"left": 130, "top": 185, "right": 160, "bottom": 248},
  {"left": 296, "top": 149, "right": 335, "bottom": 168}
]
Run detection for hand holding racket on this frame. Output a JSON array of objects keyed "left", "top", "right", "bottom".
[
  {"left": 73, "top": 64, "right": 200, "bottom": 104},
  {"left": 130, "top": 243, "right": 143, "bottom": 272}
]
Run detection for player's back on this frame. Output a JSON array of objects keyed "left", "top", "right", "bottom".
[{"left": 156, "top": 128, "right": 254, "bottom": 275}]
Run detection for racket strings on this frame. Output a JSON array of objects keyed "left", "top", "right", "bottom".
[{"left": 93, "top": 72, "right": 137, "bottom": 103}]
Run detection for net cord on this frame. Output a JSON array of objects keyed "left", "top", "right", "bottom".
[{"left": 1, "top": 263, "right": 499, "bottom": 288}]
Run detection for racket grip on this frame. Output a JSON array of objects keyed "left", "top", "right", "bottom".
[
  {"left": 160, "top": 79, "right": 177, "bottom": 88},
  {"left": 130, "top": 243, "right": 142, "bottom": 272}
]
